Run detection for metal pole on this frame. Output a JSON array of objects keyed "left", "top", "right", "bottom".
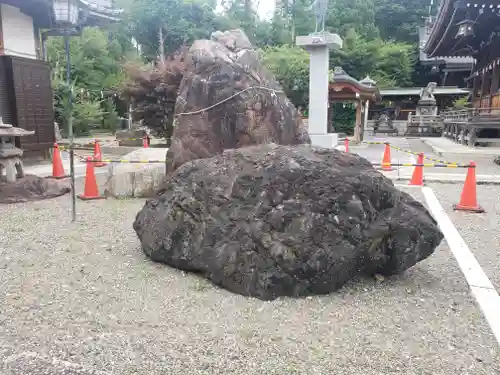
[{"left": 65, "top": 32, "right": 76, "bottom": 222}]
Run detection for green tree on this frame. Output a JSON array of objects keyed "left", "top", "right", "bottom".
[
  {"left": 220, "top": 0, "right": 256, "bottom": 37},
  {"left": 125, "top": 0, "right": 225, "bottom": 59},
  {"left": 273, "top": 0, "right": 314, "bottom": 41},
  {"left": 47, "top": 27, "right": 128, "bottom": 92},
  {"left": 373, "top": 40, "right": 415, "bottom": 87},
  {"left": 330, "top": 29, "right": 415, "bottom": 88},
  {"left": 327, "top": 0, "right": 379, "bottom": 39},
  {"left": 374, "top": 0, "right": 430, "bottom": 42},
  {"left": 47, "top": 27, "right": 127, "bottom": 135},
  {"left": 51, "top": 73, "right": 106, "bottom": 136},
  {"left": 260, "top": 44, "right": 310, "bottom": 109}
]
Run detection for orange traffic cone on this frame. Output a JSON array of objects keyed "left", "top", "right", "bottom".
[
  {"left": 93, "top": 140, "right": 106, "bottom": 167},
  {"left": 453, "top": 161, "right": 484, "bottom": 213},
  {"left": 142, "top": 135, "right": 149, "bottom": 148},
  {"left": 379, "top": 143, "right": 393, "bottom": 171},
  {"left": 344, "top": 138, "right": 349, "bottom": 153},
  {"left": 77, "top": 157, "right": 105, "bottom": 201},
  {"left": 409, "top": 153, "right": 424, "bottom": 186},
  {"left": 47, "top": 143, "right": 69, "bottom": 179}
]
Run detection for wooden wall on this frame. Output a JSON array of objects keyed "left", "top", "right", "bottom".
[
  {"left": 491, "top": 93, "right": 500, "bottom": 108},
  {"left": 0, "top": 55, "right": 54, "bottom": 156}
]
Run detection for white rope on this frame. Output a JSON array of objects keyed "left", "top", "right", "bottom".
[{"left": 175, "top": 86, "right": 284, "bottom": 117}]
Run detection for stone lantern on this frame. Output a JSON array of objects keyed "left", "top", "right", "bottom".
[{"left": 0, "top": 117, "right": 35, "bottom": 182}]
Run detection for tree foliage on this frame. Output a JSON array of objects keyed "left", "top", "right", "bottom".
[
  {"left": 121, "top": 48, "right": 188, "bottom": 138},
  {"left": 327, "top": 0, "right": 379, "bottom": 39},
  {"left": 124, "top": 0, "right": 225, "bottom": 59},
  {"left": 47, "top": 27, "right": 128, "bottom": 135},
  {"left": 47, "top": 27, "right": 129, "bottom": 92},
  {"left": 374, "top": 0, "right": 431, "bottom": 42},
  {"left": 260, "top": 45, "right": 310, "bottom": 109}
]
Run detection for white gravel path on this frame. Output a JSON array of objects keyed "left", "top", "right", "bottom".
[{"left": 1, "top": 185, "right": 499, "bottom": 374}]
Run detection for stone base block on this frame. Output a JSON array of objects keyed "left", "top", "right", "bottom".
[
  {"left": 309, "top": 133, "right": 339, "bottom": 148},
  {"left": 116, "top": 128, "right": 146, "bottom": 147},
  {"left": 102, "top": 148, "right": 167, "bottom": 198}
]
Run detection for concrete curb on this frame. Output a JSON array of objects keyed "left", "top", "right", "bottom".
[{"left": 422, "top": 139, "right": 447, "bottom": 156}]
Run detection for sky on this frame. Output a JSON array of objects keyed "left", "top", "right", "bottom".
[{"left": 256, "top": 0, "right": 275, "bottom": 19}]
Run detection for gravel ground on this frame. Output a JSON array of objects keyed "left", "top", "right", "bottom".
[
  {"left": 1, "top": 183, "right": 499, "bottom": 374},
  {"left": 428, "top": 183, "right": 500, "bottom": 290}
]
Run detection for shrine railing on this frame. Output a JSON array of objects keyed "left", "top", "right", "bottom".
[
  {"left": 441, "top": 107, "right": 500, "bottom": 122},
  {"left": 407, "top": 114, "right": 443, "bottom": 126}
]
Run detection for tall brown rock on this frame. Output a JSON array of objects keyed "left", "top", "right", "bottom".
[{"left": 166, "top": 29, "right": 310, "bottom": 173}]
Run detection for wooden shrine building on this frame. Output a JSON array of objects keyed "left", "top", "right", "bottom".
[
  {"left": 328, "top": 67, "right": 380, "bottom": 142},
  {"left": 423, "top": 0, "right": 500, "bottom": 146},
  {"left": 418, "top": 25, "right": 474, "bottom": 87}
]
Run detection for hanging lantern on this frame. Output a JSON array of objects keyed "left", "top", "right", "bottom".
[
  {"left": 455, "top": 18, "right": 475, "bottom": 38},
  {"left": 52, "top": 0, "right": 80, "bottom": 26}
]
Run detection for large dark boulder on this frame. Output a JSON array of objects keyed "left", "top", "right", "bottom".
[
  {"left": 166, "top": 29, "right": 309, "bottom": 173},
  {"left": 134, "top": 144, "right": 443, "bottom": 300}
]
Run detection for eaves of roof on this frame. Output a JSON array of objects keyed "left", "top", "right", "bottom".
[{"left": 418, "top": 27, "right": 474, "bottom": 69}]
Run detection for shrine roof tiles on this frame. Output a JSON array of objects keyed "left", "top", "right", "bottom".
[
  {"left": 330, "top": 67, "right": 379, "bottom": 93},
  {"left": 3, "top": 0, "right": 122, "bottom": 27}
]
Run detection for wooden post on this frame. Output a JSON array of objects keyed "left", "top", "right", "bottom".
[
  {"left": 479, "top": 70, "right": 487, "bottom": 110},
  {"left": 490, "top": 64, "right": 499, "bottom": 111},
  {"left": 327, "top": 100, "right": 334, "bottom": 132},
  {"left": 354, "top": 99, "right": 362, "bottom": 142},
  {"left": 472, "top": 74, "right": 479, "bottom": 102},
  {"left": 490, "top": 65, "right": 499, "bottom": 94}
]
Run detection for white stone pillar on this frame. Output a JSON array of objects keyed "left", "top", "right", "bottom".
[{"left": 296, "top": 33, "right": 343, "bottom": 148}]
